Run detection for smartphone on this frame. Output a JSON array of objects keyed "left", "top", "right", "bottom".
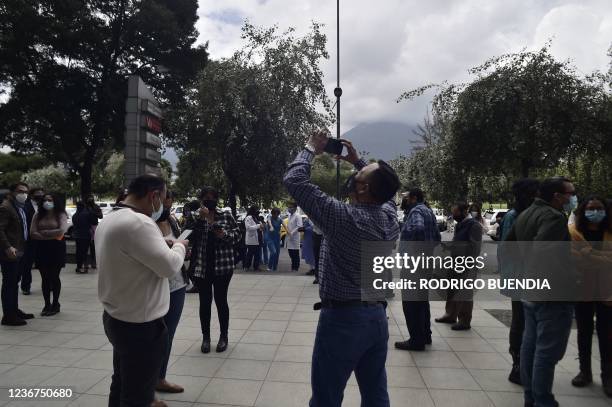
[
  {"left": 177, "top": 229, "right": 193, "bottom": 241},
  {"left": 324, "top": 138, "right": 344, "bottom": 155}
]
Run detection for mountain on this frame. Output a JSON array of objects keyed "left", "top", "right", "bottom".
[{"left": 342, "top": 122, "right": 420, "bottom": 161}]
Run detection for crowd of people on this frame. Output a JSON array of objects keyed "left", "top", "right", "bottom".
[{"left": 0, "top": 133, "right": 610, "bottom": 407}]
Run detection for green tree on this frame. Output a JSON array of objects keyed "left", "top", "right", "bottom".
[
  {"left": 172, "top": 22, "right": 333, "bottom": 214},
  {"left": 0, "top": 0, "right": 207, "bottom": 199},
  {"left": 311, "top": 155, "right": 354, "bottom": 197},
  {"left": 0, "top": 152, "right": 47, "bottom": 188},
  {"left": 22, "top": 165, "right": 72, "bottom": 194}
]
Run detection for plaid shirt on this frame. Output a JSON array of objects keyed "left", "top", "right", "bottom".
[
  {"left": 189, "top": 209, "right": 240, "bottom": 278},
  {"left": 283, "top": 150, "right": 400, "bottom": 301},
  {"left": 400, "top": 204, "right": 441, "bottom": 243}
]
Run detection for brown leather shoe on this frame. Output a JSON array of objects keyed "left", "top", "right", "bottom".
[{"left": 156, "top": 379, "right": 184, "bottom": 393}]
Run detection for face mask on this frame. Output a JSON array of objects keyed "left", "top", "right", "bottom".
[
  {"left": 150, "top": 194, "right": 163, "bottom": 222},
  {"left": 585, "top": 210, "right": 606, "bottom": 224},
  {"left": 15, "top": 193, "right": 27, "bottom": 205},
  {"left": 453, "top": 214, "right": 465, "bottom": 223},
  {"left": 288, "top": 208, "right": 296, "bottom": 214},
  {"left": 157, "top": 207, "right": 171, "bottom": 222},
  {"left": 43, "top": 202, "right": 54, "bottom": 211},
  {"left": 202, "top": 200, "right": 217, "bottom": 211},
  {"left": 470, "top": 211, "right": 479, "bottom": 219},
  {"left": 563, "top": 195, "right": 578, "bottom": 213}
]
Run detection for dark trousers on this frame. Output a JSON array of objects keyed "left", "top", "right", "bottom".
[
  {"left": 310, "top": 304, "right": 389, "bottom": 407},
  {"left": 443, "top": 288, "right": 474, "bottom": 325},
  {"left": 19, "top": 240, "right": 36, "bottom": 291},
  {"left": 521, "top": 302, "right": 573, "bottom": 407},
  {"left": 89, "top": 239, "right": 97, "bottom": 267},
  {"left": 312, "top": 233, "right": 323, "bottom": 279},
  {"left": 103, "top": 311, "right": 168, "bottom": 407},
  {"left": 39, "top": 265, "right": 62, "bottom": 306},
  {"left": 288, "top": 249, "right": 300, "bottom": 271},
  {"left": 75, "top": 238, "right": 90, "bottom": 269},
  {"left": 1, "top": 258, "right": 23, "bottom": 316},
  {"left": 575, "top": 302, "right": 612, "bottom": 376},
  {"left": 402, "top": 301, "right": 431, "bottom": 346},
  {"left": 160, "top": 287, "right": 186, "bottom": 379},
  {"left": 195, "top": 273, "right": 232, "bottom": 337},
  {"left": 509, "top": 300, "right": 525, "bottom": 355},
  {"left": 243, "top": 245, "right": 261, "bottom": 270}
]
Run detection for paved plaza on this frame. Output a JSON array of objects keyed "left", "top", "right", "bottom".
[{"left": 0, "top": 260, "right": 611, "bottom": 407}]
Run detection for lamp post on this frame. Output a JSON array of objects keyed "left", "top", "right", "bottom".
[{"left": 334, "top": 0, "right": 342, "bottom": 199}]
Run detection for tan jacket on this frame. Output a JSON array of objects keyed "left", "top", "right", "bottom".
[{"left": 569, "top": 224, "right": 612, "bottom": 304}]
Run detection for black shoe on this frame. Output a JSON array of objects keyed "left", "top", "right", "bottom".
[
  {"left": 571, "top": 371, "right": 592, "bottom": 387},
  {"left": 425, "top": 336, "right": 432, "bottom": 345},
  {"left": 201, "top": 338, "right": 211, "bottom": 354},
  {"left": 186, "top": 285, "right": 199, "bottom": 294},
  {"left": 216, "top": 336, "right": 228, "bottom": 353},
  {"left": 16, "top": 309, "right": 34, "bottom": 320},
  {"left": 1, "top": 314, "right": 27, "bottom": 326},
  {"left": 46, "top": 303, "right": 60, "bottom": 316},
  {"left": 306, "top": 269, "right": 315, "bottom": 276},
  {"left": 435, "top": 316, "right": 456, "bottom": 324},
  {"left": 451, "top": 323, "right": 471, "bottom": 331},
  {"left": 508, "top": 364, "right": 522, "bottom": 385},
  {"left": 41, "top": 305, "right": 51, "bottom": 317},
  {"left": 313, "top": 279, "right": 319, "bottom": 284},
  {"left": 394, "top": 340, "right": 425, "bottom": 351},
  {"left": 21, "top": 289, "right": 31, "bottom": 295}
]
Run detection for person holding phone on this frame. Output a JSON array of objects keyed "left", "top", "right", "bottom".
[
  {"left": 284, "top": 131, "right": 401, "bottom": 407},
  {"left": 188, "top": 187, "right": 241, "bottom": 354}
]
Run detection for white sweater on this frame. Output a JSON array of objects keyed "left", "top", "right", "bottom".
[{"left": 95, "top": 208, "right": 186, "bottom": 323}]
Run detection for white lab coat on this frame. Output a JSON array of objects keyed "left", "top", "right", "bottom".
[
  {"left": 244, "top": 215, "right": 261, "bottom": 246},
  {"left": 286, "top": 212, "right": 303, "bottom": 250}
]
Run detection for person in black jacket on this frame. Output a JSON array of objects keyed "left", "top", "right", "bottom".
[
  {"left": 85, "top": 196, "right": 103, "bottom": 269},
  {"left": 72, "top": 202, "right": 97, "bottom": 274}
]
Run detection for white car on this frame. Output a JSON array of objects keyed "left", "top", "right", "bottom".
[
  {"left": 171, "top": 206, "right": 184, "bottom": 223},
  {"left": 483, "top": 209, "right": 508, "bottom": 240},
  {"left": 96, "top": 202, "right": 116, "bottom": 215}
]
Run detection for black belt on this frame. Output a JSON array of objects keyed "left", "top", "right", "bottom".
[{"left": 313, "top": 300, "right": 386, "bottom": 310}]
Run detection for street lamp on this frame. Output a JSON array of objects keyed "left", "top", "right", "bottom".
[{"left": 335, "top": 0, "right": 342, "bottom": 199}]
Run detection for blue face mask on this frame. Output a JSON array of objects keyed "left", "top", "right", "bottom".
[
  {"left": 563, "top": 195, "right": 578, "bottom": 213},
  {"left": 584, "top": 210, "right": 606, "bottom": 224}
]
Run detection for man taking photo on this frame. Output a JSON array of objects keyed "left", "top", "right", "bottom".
[{"left": 284, "top": 131, "right": 400, "bottom": 407}]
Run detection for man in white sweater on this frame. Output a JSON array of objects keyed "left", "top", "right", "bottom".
[{"left": 96, "top": 174, "right": 188, "bottom": 407}]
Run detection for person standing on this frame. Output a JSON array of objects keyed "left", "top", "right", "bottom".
[
  {"left": 85, "top": 196, "right": 103, "bottom": 270},
  {"left": 435, "top": 202, "right": 483, "bottom": 330},
  {"left": 0, "top": 182, "right": 35, "bottom": 326},
  {"left": 302, "top": 217, "right": 316, "bottom": 272},
  {"left": 72, "top": 202, "right": 97, "bottom": 274},
  {"left": 266, "top": 208, "right": 283, "bottom": 271},
  {"left": 284, "top": 132, "right": 400, "bottom": 407},
  {"left": 188, "top": 187, "right": 240, "bottom": 354},
  {"left": 156, "top": 190, "right": 188, "bottom": 394},
  {"left": 286, "top": 202, "right": 303, "bottom": 271},
  {"left": 497, "top": 178, "right": 540, "bottom": 385},
  {"left": 243, "top": 206, "right": 263, "bottom": 271},
  {"left": 568, "top": 195, "right": 611, "bottom": 397},
  {"left": 96, "top": 174, "right": 187, "bottom": 407},
  {"left": 19, "top": 187, "right": 43, "bottom": 295},
  {"left": 506, "top": 176, "right": 576, "bottom": 407},
  {"left": 30, "top": 193, "right": 68, "bottom": 316},
  {"left": 311, "top": 222, "right": 323, "bottom": 284},
  {"left": 395, "top": 188, "right": 441, "bottom": 351}
]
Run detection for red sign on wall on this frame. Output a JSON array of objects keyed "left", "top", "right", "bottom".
[{"left": 142, "top": 115, "right": 162, "bottom": 134}]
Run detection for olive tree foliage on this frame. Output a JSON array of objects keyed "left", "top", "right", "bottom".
[{"left": 171, "top": 22, "right": 334, "bottom": 213}]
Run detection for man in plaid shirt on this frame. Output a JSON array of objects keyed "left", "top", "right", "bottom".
[
  {"left": 395, "top": 188, "right": 441, "bottom": 352},
  {"left": 284, "top": 132, "right": 400, "bottom": 407},
  {"left": 188, "top": 187, "right": 240, "bottom": 354}
]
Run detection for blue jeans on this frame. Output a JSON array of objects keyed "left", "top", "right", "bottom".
[
  {"left": 267, "top": 239, "right": 281, "bottom": 271},
  {"left": 521, "top": 301, "right": 573, "bottom": 407},
  {"left": 160, "top": 287, "right": 186, "bottom": 379},
  {"left": 310, "top": 305, "right": 390, "bottom": 407},
  {"left": 261, "top": 242, "right": 269, "bottom": 265}
]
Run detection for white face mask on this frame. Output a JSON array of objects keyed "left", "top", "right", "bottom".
[
  {"left": 15, "top": 193, "right": 27, "bottom": 204},
  {"left": 43, "top": 201, "right": 54, "bottom": 211},
  {"left": 470, "top": 211, "right": 478, "bottom": 219},
  {"left": 150, "top": 194, "right": 163, "bottom": 222}
]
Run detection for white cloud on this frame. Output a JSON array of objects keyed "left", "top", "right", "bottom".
[{"left": 195, "top": 0, "right": 612, "bottom": 132}]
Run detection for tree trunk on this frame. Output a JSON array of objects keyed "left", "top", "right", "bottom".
[
  {"left": 227, "top": 180, "right": 237, "bottom": 218},
  {"left": 520, "top": 159, "right": 530, "bottom": 178}
]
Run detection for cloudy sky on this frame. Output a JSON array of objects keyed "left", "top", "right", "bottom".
[{"left": 194, "top": 0, "right": 612, "bottom": 133}]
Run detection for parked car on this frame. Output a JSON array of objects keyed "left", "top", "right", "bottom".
[
  {"left": 96, "top": 202, "right": 115, "bottom": 215},
  {"left": 171, "top": 206, "right": 184, "bottom": 224},
  {"left": 430, "top": 208, "right": 448, "bottom": 232},
  {"left": 483, "top": 209, "right": 508, "bottom": 240}
]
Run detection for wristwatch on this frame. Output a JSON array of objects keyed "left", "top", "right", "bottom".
[{"left": 304, "top": 143, "right": 316, "bottom": 153}]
